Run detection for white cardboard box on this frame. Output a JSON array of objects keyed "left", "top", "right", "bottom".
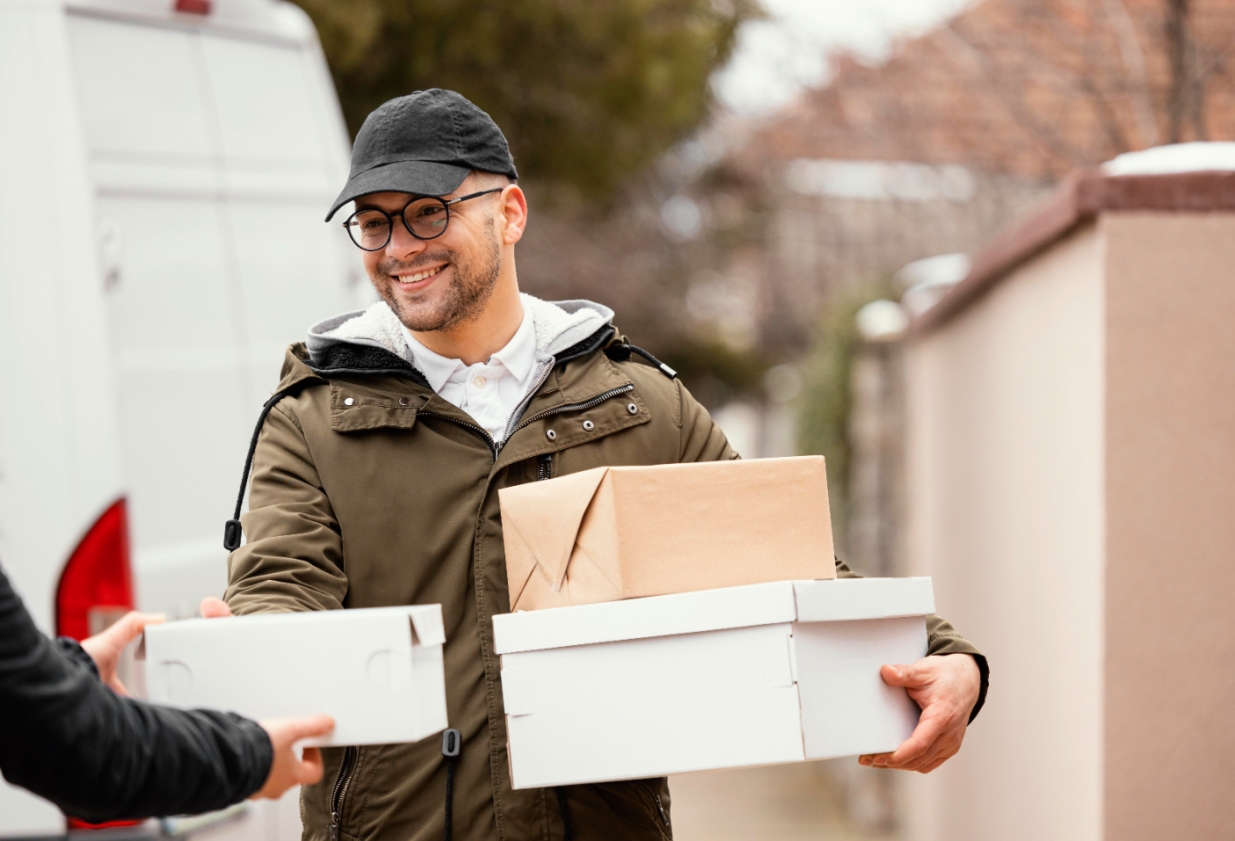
[
  {"left": 144, "top": 606, "right": 448, "bottom": 747},
  {"left": 493, "top": 578, "right": 932, "bottom": 788}
]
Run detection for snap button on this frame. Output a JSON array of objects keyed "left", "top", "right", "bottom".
[
  {"left": 627, "top": 403, "right": 638, "bottom": 415},
  {"left": 344, "top": 397, "right": 354, "bottom": 406},
  {"left": 399, "top": 397, "right": 409, "bottom": 406},
  {"left": 582, "top": 419, "right": 595, "bottom": 431},
  {"left": 546, "top": 429, "right": 557, "bottom": 441}
]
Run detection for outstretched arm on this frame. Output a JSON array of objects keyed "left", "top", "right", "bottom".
[{"left": 0, "top": 565, "right": 329, "bottom": 822}]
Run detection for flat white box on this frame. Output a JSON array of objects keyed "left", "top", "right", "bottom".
[
  {"left": 493, "top": 578, "right": 932, "bottom": 788},
  {"left": 144, "top": 606, "right": 448, "bottom": 747}
]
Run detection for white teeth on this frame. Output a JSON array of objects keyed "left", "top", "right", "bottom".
[{"left": 399, "top": 265, "right": 443, "bottom": 284}]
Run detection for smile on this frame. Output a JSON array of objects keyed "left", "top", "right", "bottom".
[{"left": 395, "top": 264, "right": 446, "bottom": 285}]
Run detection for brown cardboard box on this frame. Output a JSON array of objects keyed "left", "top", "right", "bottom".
[{"left": 500, "top": 456, "right": 835, "bottom": 611}]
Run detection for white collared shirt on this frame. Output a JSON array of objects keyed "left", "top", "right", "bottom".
[{"left": 401, "top": 309, "right": 540, "bottom": 443}]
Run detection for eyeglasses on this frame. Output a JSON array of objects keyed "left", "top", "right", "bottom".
[{"left": 341, "top": 188, "right": 503, "bottom": 251}]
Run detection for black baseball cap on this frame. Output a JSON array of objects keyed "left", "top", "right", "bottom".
[{"left": 325, "top": 89, "right": 519, "bottom": 222}]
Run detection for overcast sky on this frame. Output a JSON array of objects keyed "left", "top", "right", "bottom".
[{"left": 714, "top": 0, "right": 977, "bottom": 116}]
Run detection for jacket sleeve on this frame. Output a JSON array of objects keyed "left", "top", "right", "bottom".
[
  {"left": 226, "top": 400, "right": 349, "bottom": 615},
  {"left": 0, "top": 566, "right": 273, "bottom": 822},
  {"left": 676, "top": 380, "right": 989, "bottom": 722},
  {"left": 675, "top": 379, "right": 740, "bottom": 463}
]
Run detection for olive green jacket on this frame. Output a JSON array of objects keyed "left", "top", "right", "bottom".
[{"left": 224, "top": 297, "right": 983, "bottom": 841}]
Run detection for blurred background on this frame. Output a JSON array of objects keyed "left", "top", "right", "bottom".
[
  {"left": 6, "top": 0, "right": 1235, "bottom": 837},
  {"left": 283, "top": 1, "right": 1235, "bottom": 838}
]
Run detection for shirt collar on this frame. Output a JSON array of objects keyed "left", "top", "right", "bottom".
[
  {"left": 488, "top": 307, "right": 537, "bottom": 384},
  {"left": 400, "top": 305, "right": 536, "bottom": 393}
]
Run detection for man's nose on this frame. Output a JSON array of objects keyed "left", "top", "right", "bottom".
[{"left": 386, "top": 217, "right": 426, "bottom": 260}]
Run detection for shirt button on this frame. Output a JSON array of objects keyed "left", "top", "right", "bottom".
[
  {"left": 344, "top": 397, "right": 354, "bottom": 406},
  {"left": 474, "top": 376, "right": 487, "bottom": 388}
]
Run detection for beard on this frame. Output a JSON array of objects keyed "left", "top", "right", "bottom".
[{"left": 373, "top": 220, "right": 502, "bottom": 332}]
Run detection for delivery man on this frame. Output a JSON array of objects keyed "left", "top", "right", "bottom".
[
  {"left": 218, "top": 88, "right": 988, "bottom": 841},
  {"left": 0, "top": 564, "right": 332, "bottom": 822}
]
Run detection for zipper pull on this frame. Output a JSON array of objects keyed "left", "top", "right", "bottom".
[
  {"left": 330, "top": 812, "right": 341, "bottom": 841},
  {"left": 537, "top": 453, "right": 554, "bottom": 481},
  {"left": 654, "top": 791, "right": 670, "bottom": 827}
]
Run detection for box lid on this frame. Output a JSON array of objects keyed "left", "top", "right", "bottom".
[
  {"left": 793, "top": 578, "right": 934, "bottom": 621},
  {"left": 493, "top": 578, "right": 934, "bottom": 655},
  {"left": 144, "top": 604, "right": 447, "bottom": 650}
]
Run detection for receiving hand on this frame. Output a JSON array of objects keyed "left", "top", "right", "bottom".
[
  {"left": 858, "top": 654, "right": 980, "bottom": 774},
  {"left": 80, "top": 611, "right": 166, "bottom": 695},
  {"left": 251, "top": 716, "right": 335, "bottom": 799},
  {"left": 201, "top": 597, "right": 334, "bottom": 798}
]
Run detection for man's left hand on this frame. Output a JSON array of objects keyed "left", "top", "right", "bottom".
[{"left": 858, "top": 654, "right": 980, "bottom": 774}]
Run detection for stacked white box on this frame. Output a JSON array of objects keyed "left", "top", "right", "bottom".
[
  {"left": 144, "top": 605, "right": 448, "bottom": 747},
  {"left": 493, "top": 578, "right": 932, "bottom": 788}
]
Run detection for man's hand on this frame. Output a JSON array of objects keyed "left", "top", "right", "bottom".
[
  {"left": 80, "top": 611, "right": 166, "bottom": 695},
  {"left": 858, "top": 654, "right": 980, "bottom": 774},
  {"left": 251, "top": 716, "right": 335, "bottom": 800},
  {"left": 199, "top": 597, "right": 233, "bottom": 618}
]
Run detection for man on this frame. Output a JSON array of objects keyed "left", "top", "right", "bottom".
[
  {"left": 221, "top": 89, "right": 988, "bottom": 841},
  {"left": 0, "top": 564, "right": 331, "bottom": 822}
]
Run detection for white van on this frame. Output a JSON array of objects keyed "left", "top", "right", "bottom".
[{"left": 0, "top": 0, "right": 367, "bottom": 834}]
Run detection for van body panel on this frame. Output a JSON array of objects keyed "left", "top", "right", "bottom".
[{"left": 1, "top": 0, "right": 363, "bottom": 833}]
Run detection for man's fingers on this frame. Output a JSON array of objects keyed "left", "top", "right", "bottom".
[
  {"left": 884, "top": 711, "right": 945, "bottom": 766},
  {"left": 879, "top": 662, "right": 927, "bottom": 688},
  {"left": 199, "top": 597, "right": 233, "bottom": 619},
  {"left": 297, "top": 747, "right": 324, "bottom": 785}
]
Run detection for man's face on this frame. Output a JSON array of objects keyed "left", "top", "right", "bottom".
[{"left": 357, "top": 177, "right": 504, "bottom": 333}]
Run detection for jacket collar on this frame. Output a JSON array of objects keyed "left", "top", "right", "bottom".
[{"left": 304, "top": 294, "right": 615, "bottom": 376}]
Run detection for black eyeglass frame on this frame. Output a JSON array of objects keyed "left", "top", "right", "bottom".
[{"left": 341, "top": 188, "right": 504, "bottom": 251}]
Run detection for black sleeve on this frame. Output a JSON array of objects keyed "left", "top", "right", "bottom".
[{"left": 0, "top": 565, "right": 273, "bottom": 822}]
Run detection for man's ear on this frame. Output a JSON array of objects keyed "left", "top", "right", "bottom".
[{"left": 499, "top": 184, "right": 528, "bottom": 245}]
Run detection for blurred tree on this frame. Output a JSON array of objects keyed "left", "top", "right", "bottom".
[
  {"left": 292, "top": 0, "right": 760, "bottom": 199},
  {"left": 796, "top": 281, "right": 896, "bottom": 554}
]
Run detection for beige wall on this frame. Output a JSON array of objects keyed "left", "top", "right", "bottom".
[
  {"left": 1102, "top": 212, "right": 1235, "bottom": 840},
  {"left": 902, "top": 224, "right": 1106, "bottom": 841}
]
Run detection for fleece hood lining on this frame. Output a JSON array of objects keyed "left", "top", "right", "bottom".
[{"left": 306, "top": 294, "right": 614, "bottom": 373}]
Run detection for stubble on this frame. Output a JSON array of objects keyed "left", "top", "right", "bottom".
[{"left": 374, "top": 219, "right": 502, "bottom": 333}]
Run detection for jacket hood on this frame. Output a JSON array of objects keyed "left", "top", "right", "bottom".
[{"left": 305, "top": 295, "right": 614, "bottom": 372}]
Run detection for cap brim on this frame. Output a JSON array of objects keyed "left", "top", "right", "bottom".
[{"left": 325, "top": 160, "right": 471, "bottom": 221}]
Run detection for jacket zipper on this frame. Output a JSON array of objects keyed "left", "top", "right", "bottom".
[
  {"left": 537, "top": 453, "right": 554, "bottom": 480},
  {"left": 513, "top": 384, "right": 635, "bottom": 434},
  {"left": 329, "top": 746, "right": 358, "bottom": 841},
  {"left": 654, "top": 791, "right": 670, "bottom": 829},
  {"left": 416, "top": 410, "right": 499, "bottom": 459},
  {"left": 416, "top": 384, "right": 634, "bottom": 462}
]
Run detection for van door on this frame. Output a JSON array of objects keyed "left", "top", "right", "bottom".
[{"left": 65, "top": 7, "right": 360, "bottom": 621}]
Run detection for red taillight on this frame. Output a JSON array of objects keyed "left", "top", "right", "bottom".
[
  {"left": 174, "top": 0, "right": 211, "bottom": 14},
  {"left": 67, "top": 818, "right": 147, "bottom": 831},
  {"left": 55, "top": 499, "right": 134, "bottom": 642},
  {"left": 58, "top": 500, "right": 141, "bottom": 830}
]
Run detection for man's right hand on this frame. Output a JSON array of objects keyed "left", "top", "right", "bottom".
[
  {"left": 199, "top": 597, "right": 333, "bottom": 799},
  {"left": 199, "top": 597, "right": 233, "bottom": 618}
]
